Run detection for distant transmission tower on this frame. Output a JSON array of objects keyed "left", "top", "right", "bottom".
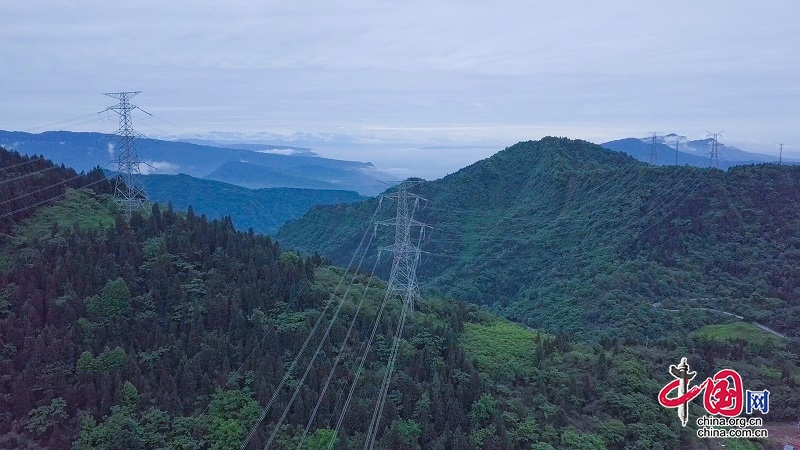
[
  {"left": 674, "top": 135, "right": 685, "bottom": 166},
  {"left": 377, "top": 181, "right": 430, "bottom": 309},
  {"left": 779, "top": 143, "right": 784, "bottom": 164},
  {"left": 101, "top": 91, "right": 149, "bottom": 217},
  {"left": 706, "top": 131, "right": 723, "bottom": 169},
  {"left": 649, "top": 132, "right": 660, "bottom": 164}
]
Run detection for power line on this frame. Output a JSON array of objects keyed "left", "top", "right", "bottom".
[
  {"left": 326, "top": 272, "right": 395, "bottom": 450},
  {"left": 0, "top": 177, "right": 106, "bottom": 221},
  {"left": 20, "top": 112, "right": 106, "bottom": 133},
  {"left": 0, "top": 165, "right": 60, "bottom": 187},
  {"left": 241, "top": 203, "right": 383, "bottom": 450},
  {"left": 181, "top": 279, "right": 313, "bottom": 441},
  {"left": 0, "top": 172, "right": 85, "bottom": 208},
  {"left": 361, "top": 181, "right": 429, "bottom": 449},
  {"left": 364, "top": 300, "right": 410, "bottom": 450},
  {"left": 295, "top": 257, "right": 382, "bottom": 449},
  {"left": 262, "top": 231, "right": 378, "bottom": 450},
  {"left": 0, "top": 155, "right": 48, "bottom": 175}
]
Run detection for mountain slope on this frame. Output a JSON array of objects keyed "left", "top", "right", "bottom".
[
  {"left": 1, "top": 146, "right": 797, "bottom": 449},
  {"left": 0, "top": 147, "right": 113, "bottom": 234},
  {"left": 0, "top": 130, "right": 390, "bottom": 195},
  {"left": 277, "top": 137, "right": 800, "bottom": 342},
  {"left": 138, "top": 172, "right": 365, "bottom": 234},
  {"left": 0, "top": 150, "right": 732, "bottom": 450}
]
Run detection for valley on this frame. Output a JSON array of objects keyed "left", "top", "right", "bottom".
[{"left": 0, "top": 140, "right": 797, "bottom": 449}]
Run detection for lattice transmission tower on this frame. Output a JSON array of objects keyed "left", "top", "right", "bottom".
[
  {"left": 707, "top": 131, "right": 723, "bottom": 169},
  {"left": 101, "top": 91, "right": 149, "bottom": 217},
  {"left": 673, "top": 135, "right": 685, "bottom": 166},
  {"left": 361, "top": 180, "right": 430, "bottom": 450},
  {"left": 649, "top": 132, "right": 661, "bottom": 164},
  {"left": 376, "top": 181, "right": 430, "bottom": 309}
]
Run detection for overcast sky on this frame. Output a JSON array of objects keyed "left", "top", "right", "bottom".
[{"left": 1, "top": 0, "right": 798, "bottom": 177}]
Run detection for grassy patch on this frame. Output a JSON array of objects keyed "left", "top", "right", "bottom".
[
  {"left": 690, "top": 322, "right": 783, "bottom": 347},
  {"left": 462, "top": 319, "right": 539, "bottom": 379},
  {"left": 17, "top": 189, "right": 118, "bottom": 239},
  {"left": 722, "top": 438, "right": 759, "bottom": 450}
]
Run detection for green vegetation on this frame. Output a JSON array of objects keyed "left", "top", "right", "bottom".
[
  {"left": 462, "top": 319, "right": 545, "bottom": 379},
  {"left": 17, "top": 188, "right": 118, "bottom": 240},
  {"left": 691, "top": 322, "right": 784, "bottom": 347},
  {"left": 76, "top": 347, "right": 127, "bottom": 374},
  {"left": 0, "top": 147, "right": 114, "bottom": 235},
  {"left": 141, "top": 173, "right": 366, "bottom": 234},
  {"left": 277, "top": 138, "right": 800, "bottom": 344},
  {"left": 1, "top": 145, "right": 797, "bottom": 449},
  {"left": 0, "top": 253, "right": 12, "bottom": 274},
  {"left": 26, "top": 398, "right": 67, "bottom": 435},
  {"left": 303, "top": 428, "right": 338, "bottom": 450},
  {"left": 84, "top": 278, "right": 132, "bottom": 321},
  {"left": 1, "top": 183, "right": 745, "bottom": 449},
  {"left": 722, "top": 439, "right": 760, "bottom": 450}
]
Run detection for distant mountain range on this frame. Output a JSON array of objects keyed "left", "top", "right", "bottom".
[
  {"left": 0, "top": 130, "right": 391, "bottom": 195},
  {"left": 602, "top": 134, "right": 793, "bottom": 169}
]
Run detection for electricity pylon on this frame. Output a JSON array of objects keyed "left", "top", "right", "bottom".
[
  {"left": 707, "top": 131, "right": 723, "bottom": 169},
  {"left": 674, "top": 135, "right": 685, "bottom": 166},
  {"left": 362, "top": 180, "right": 430, "bottom": 450},
  {"left": 649, "top": 132, "right": 660, "bottom": 164},
  {"left": 376, "top": 181, "right": 430, "bottom": 310},
  {"left": 101, "top": 91, "right": 149, "bottom": 217}
]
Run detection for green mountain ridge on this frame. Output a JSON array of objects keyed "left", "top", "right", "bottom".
[
  {"left": 276, "top": 137, "right": 800, "bottom": 342},
  {"left": 135, "top": 172, "right": 365, "bottom": 235}
]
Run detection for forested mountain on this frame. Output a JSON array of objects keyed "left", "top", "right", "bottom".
[
  {"left": 135, "top": 173, "right": 365, "bottom": 234},
  {"left": 1, "top": 146, "right": 797, "bottom": 449},
  {"left": 277, "top": 137, "right": 800, "bottom": 342}
]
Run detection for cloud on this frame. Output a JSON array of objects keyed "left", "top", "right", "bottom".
[
  {"left": 0, "top": 0, "right": 797, "bottom": 176},
  {"left": 257, "top": 149, "right": 302, "bottom": 156},
  {"left": 140, "top": 161, "right": 180, "bottom": 175}
]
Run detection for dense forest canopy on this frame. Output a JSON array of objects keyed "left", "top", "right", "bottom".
[
  {"left": 277, "top": 137, "right": 800, "bottom": 342},
  {"left": 0, "top": 145, "right": 797, "bottom": 449}
]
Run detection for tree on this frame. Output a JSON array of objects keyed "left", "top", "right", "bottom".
[
  {"left": 392, "top": 419, "right": 422, "bottom": 447},
  {"left": 86, "top": 278, "right": 131, "bottom": 321},
  {"left": 303, "top": 428, "right": 337, "bottom": 450},
  {"left": 26, "top": 398, "right": 67, "bottom": 435}
]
